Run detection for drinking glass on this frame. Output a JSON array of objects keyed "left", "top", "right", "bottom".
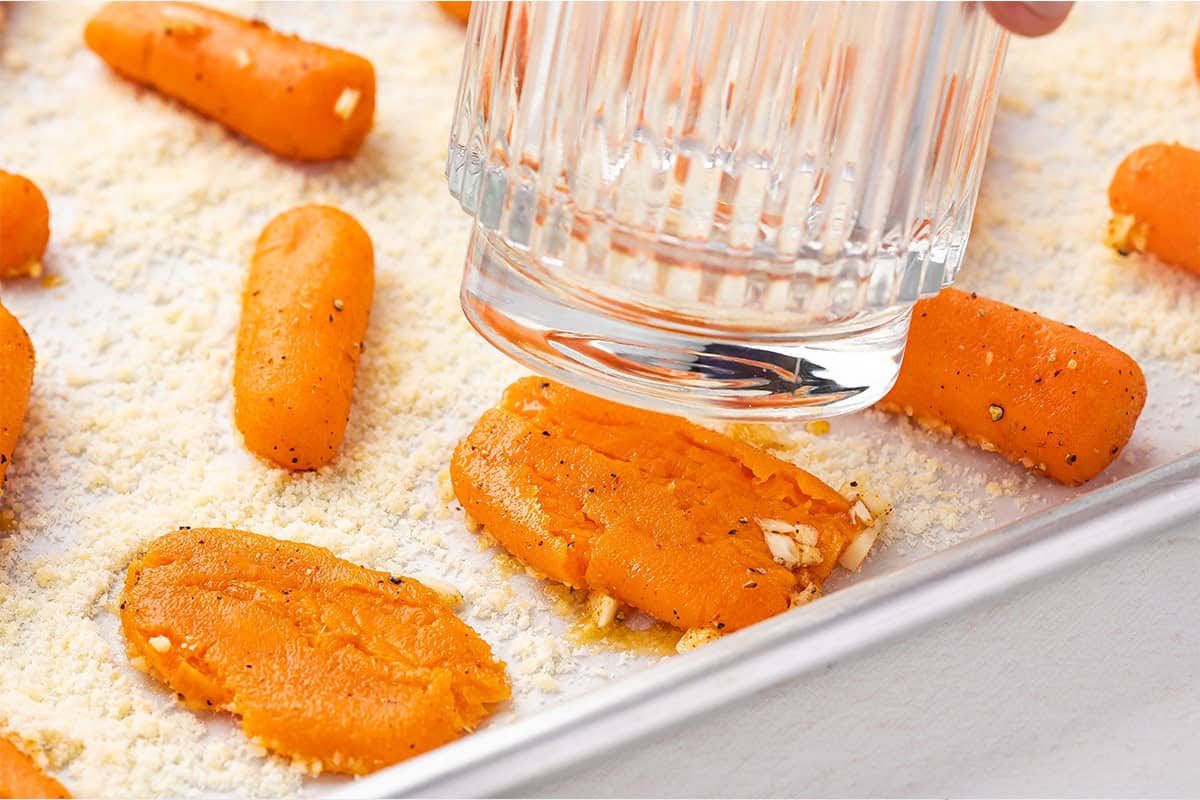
[{"left": 447, "top": 1, "right": 1008, "bottom": 419}]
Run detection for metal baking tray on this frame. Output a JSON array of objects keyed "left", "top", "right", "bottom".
[
  {"left": 1, "top": 3, "right": 1197, "bottom": 797},
  {"left": 344, "top": 450, "right": 1200, "bottom": 797}
]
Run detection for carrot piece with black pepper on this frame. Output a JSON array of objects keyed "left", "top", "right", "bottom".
[
  {"left": 1106, "top": 142, "right": 1200, "bottom": 275},
  {"left": 0, "top": 737, "right": 69, "bottom": 799},
  {"left": 452, "top": 378, "right": 865, "bottom": 634},
  {"left": 234, "top": 205, "right": 373, "bottom": 470},
  {"left": 0, "top": 170, "right": 50, "bottom": 278},
  {"left": 121, "top": 528, "right": 509, "bottom": 774},
  {"left": 84, "top": 2, "right": 375, "bottom": 161},
  {"left": 0, "top": 302, "right": 35, "bottom": 494},
  {"left": 878, "top": 288, "right": 1146, "bottom": 486}
]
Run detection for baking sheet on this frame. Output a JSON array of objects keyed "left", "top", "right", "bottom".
[{"left": 1, "top": 2, "right": 1198, "bottom": 797}]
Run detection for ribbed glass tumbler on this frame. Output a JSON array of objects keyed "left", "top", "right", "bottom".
[{"left": 447, "top": 1, "right": 1008, "bottom": 419}]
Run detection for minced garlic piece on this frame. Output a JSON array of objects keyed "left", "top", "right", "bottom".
[
  {"left": 839, "top": 482, "right": 892, "bottom": 520},
  {"left": 763, "top": 531, "right": 801, "bottom": 568},
  {"left": 849, "top": 499, "right": 872, "bottom": 526},
  {"left": 792, "top": 524, "right": 819, "bottom": 546},
  {"left": 797, "top": 542, "right": 823, "bottom": 567},
  {"left": 676, "top": 627, "right": 722, "bottom": 653},
  {"left": 333, "top": 88, "right": 361, "bottom": 120},
  {"left": 758, "top": 520, "right": 821, "bottom": 567},
  {"left": 838, "top": 527, "right": 879, "bottom": 572},
  {"left": 1105, "top": 213, "right": 1149, "bottom": 255},
  {"left": 147, "top": 635, "right": 172, "bottom": 653},
  {"left": 586, "top": 592, "right": 619, "bottom": 628},
  {"left": 412, "top": 574, "right": 464, "bottom": 608}
]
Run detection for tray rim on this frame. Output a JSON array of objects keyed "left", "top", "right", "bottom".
[{"left": 335, "top": 449, "right": 1200, "bottom": 799}]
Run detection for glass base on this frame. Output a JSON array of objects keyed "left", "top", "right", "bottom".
[{"left": 460, "top": 230, "right": 911, "bottom": 421}]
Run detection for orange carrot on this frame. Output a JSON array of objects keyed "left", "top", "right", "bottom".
[
  {"left": 234, "top": 205, "right": 373, "bottom": 470},
  {"left": 0, "top": 170, "right": 50, "bottom": 279},
  {"left": 0, "top": 302, "right": 35, "bottom": 494},
  {"left": 436, "top": 1, "right": 472, "bottom": 24},
  {"left": 1106, "top": 142, "right": 1200, "bottom": 275},
  {"left": 452, "top": 378, "right": 866, "bottom": 634},
  {"left": 0, "top": 737, "right": 69, "bottom": 799},
  {"left": 878, "top": 288, "right": 1146, "bottom": 486},
  {"left": 84, "top": 2, "right": 375, "bottom": 161},
  {"left": 121, "top": 528, "right": 509, "bottom": 774}
]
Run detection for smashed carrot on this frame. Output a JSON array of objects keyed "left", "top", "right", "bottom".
[
  {"left": 451, "top": 378, "right": 865, "bottom": 634},
  {"left": 0, "top": 738, "right": 69, "bottom": 799},
  {"left": 0, "top": 302, "right": 35, "bottom": 494},
  {"left": 1106, "top": 142, "right": 1200, "bottom": 275},
  {"left": 84, "top": 2, "right": 375, "bottom": 161},
  {"left": 436, "top": 2, "right": 472, "bottom": 24},
  {"left": 234, "top": 205, "right": 373, "bottom": 470},
  {"left": 878, "top": 288, "right": 1146, "bottom": 486},
  {"left": 0, "top": 170, "right": 50, "bottom": 279},
  {"left": 120, "top": 528, "right": 510, "bottom": 775}
]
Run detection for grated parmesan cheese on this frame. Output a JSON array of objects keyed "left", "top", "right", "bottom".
[{"left": 0, "top": 3, "right": 1195, "bottom": 797}]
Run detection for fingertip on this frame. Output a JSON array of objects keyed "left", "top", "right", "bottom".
[{"left": 985, "top": 2, "right": 1073, "bottom": 38}]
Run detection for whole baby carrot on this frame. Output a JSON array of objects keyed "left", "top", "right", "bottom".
[
  {"left": 0, "top": 302, "right": 35, "bottom": 493},
  {"left": 84, "top": 2, "right": 375, "bottom": 161},
  {"left": 0, "top": 738, "right": 69, "bottom": 799},
  {"left": 1106, "top": 142, "right": 1200, "bottom": 275},
  {"left": 234, "top": 205, "right": 373, "bottom": 470},
  {"left": 0, "top": 170, "right": 50, "bottom": 278},
  {"left": 878, "top": 288, "right": 1146, "bottom": 486}
]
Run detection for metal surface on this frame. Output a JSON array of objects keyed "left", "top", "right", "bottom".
[
  {"left": 339, "top": 451, "right": 1200, "bottom": 798},
  {"left": 514, "top": 508, "right": 1200, "bottom": 796}
]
